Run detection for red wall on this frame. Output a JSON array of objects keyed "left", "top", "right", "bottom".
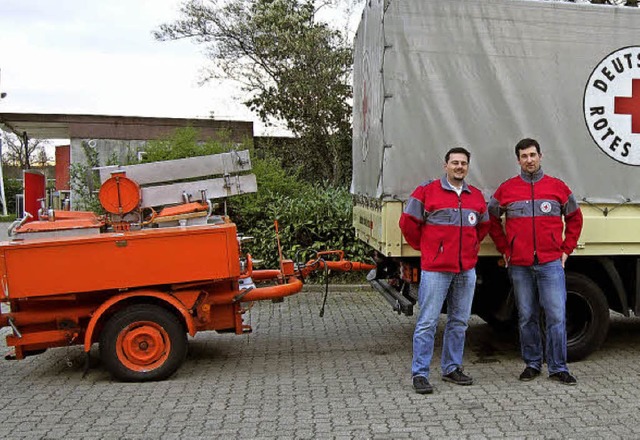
[{"left": 55, "top": 145, "right": 70, "bottom": 190}]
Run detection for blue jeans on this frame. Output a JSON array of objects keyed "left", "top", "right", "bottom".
[
  {"left": 412, "top": 269, "right": 476, "bottom": 379},
  {"left": 509, "top": 259, "right": 568, "bottom": 374}
]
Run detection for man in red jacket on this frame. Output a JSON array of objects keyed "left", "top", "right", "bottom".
[
  {"left": 489, "top": 138, "right": 583, "bottom": 385},
  {"left": 399, "top": 147, "right": 489, "bottom": 394}
]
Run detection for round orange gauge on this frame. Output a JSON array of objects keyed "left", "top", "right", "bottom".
[{"left": 99, "top": 173, "right": 141, "bottom": 214}]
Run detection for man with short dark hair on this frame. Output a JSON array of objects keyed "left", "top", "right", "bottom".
[
  {"left": 488, "top": 138, "right": 583, "bottom": 385},
  {"left": 400, "top": 147, "right": 489, "bottom": 394}
]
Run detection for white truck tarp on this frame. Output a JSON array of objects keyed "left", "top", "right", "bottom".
[{"left": 351, "top": 0, "right": 640, "bottom": 203}]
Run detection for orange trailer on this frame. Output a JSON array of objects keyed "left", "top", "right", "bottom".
[{"left": 0, "top": 151, "right": 373, "bottom": 381}]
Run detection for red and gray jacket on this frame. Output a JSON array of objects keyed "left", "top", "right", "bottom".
[
  {"left": 488, "top": 168, "right": 583, "bottom": 266},
  {"left": 399, "top": 176, "right": 489, "bottom": 273}
]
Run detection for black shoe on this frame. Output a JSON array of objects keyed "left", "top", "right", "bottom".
[
  {"left": 519, "top": 366, "right": 541, "bottom": 381},
  {"left": 442, "top": 367, "right": 473, "bottom": 386},
  {"left": 412, "top": 376, "right": 434, "bottom": 394},
  {"left": 549, "top": 371, "right": 577, "bottom": 386}
]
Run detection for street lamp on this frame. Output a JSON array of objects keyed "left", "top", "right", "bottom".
[{"left": 0, "top": 68, "right": 8, "bottom": 216}]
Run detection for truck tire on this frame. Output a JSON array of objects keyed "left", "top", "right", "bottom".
[
  {"left": 565, "top": 272, "right": 609, "bottom": 362},
  {"left": 100, "top": 304, "right": 187, "bottom": 382}
]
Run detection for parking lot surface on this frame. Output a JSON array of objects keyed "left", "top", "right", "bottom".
[{"left": 1, "top": 287, "right": 640, "bottom": 439}]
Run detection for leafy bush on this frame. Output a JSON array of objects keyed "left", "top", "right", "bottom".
[
  {"left": 229, "top": 165, "right": 370, "bottom": 277},
  {"left": 142, "top": 127, "right": 232, "bottom": 162},
  {"left": 69, "top": 141, "right": 104, "bottom": 213},
  {"left": 228, "top": 155, "right": 306, "bottom": 227},
  {"left": 2, "top": 178, "right": 22, "bottom": 215}
]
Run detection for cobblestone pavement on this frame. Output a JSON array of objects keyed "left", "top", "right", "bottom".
[{"left": 1, "top": 288, "right": 640, "bottom": 439}]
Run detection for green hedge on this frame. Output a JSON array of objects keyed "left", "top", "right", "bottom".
[
  {"left": 232, "top": 186, "right": 369, "bottom": 268},
  {"left": 2, "top": 178, "right": 22, "bottom": 216},
  {"left": 229, "top": 156, "right": 370, "bottom": 275}
]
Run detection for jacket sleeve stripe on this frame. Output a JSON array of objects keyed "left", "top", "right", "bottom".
[
  {"left": 488, "top": 196, "right": 502, "bottom": 218},
  {"left": 563, "top": 194, "right": 580, "bottom": 216},
  {"left": 403, "top": 197, "right": 425, "bottom": 221}
]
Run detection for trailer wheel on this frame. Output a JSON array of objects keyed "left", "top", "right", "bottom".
[
  {"left": 565, "top": 272, "right": 609, "bottom": 362},
  {"left": 100, "top": 304, "right": 187, "bottom": 382}
]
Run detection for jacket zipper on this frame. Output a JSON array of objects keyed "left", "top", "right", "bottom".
[
  {"left": 530, "top": 177, "right": 538, "bottom": 265},
  {"left": 433, "top": 240, "right": 444, "bottom": 262},
  {"left": 458, "top": 196, "right": 463, "bottom": 271},
  {"left": 508, "top": 236, "right": 516, "bottom": 266}
]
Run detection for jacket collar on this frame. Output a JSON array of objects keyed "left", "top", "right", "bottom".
[
  {"left": 440, "top": 175, "right": 471, "bottom": 193},
  {"left": 519, "top": 168, "right": 544, "bottom": 183}
]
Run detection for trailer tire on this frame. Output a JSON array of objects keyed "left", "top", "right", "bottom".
[
  {"left": 565, "top": 272, "right": 609, "bottom": 362},
  {"left": 100, "top": 304, "right": 187, "bottom": 382}
]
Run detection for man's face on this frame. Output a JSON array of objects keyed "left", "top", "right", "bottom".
[
  {"left": 444, "top": 153, "right": 469, "bottom": 184},
  {"left": 518, "top": 145, "right": 542, "bottom": 174}
]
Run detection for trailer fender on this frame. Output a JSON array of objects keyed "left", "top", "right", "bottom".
[{"left": 83, "top": 290, "right": 198, "bottom": 352}]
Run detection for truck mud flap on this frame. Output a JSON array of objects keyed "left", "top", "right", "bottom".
[{"left": 369, "top": 279, "right": 413, "bottom": 316}]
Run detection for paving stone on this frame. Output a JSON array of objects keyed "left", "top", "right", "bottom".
[{"left": 1, "top": 290, "right": 640, "bottom": 438}]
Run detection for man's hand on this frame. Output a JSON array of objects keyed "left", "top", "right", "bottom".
[{"left": 561, "top": 252, "right": 569, "bottom": 268}]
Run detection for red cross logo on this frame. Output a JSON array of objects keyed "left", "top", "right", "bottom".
[{"left": 614, "top": 78, "right": 640, "bottom": 134}]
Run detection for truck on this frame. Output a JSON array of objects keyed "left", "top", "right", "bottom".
[
  {"left": 0, "top": 151, "right": 372, "bottom": 381},
  {"left": 352, "top": 0, "right": 640, "bottom": 361}
]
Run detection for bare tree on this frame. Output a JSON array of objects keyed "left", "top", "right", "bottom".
[
  {"left": 34, "top": 145, "right": 50, "bottom": 168},
  {"left": 1, "top": 130, "right": 50, "bottom": 169}
]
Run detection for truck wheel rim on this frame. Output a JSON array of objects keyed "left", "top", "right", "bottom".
[{"left": 116, "top": 321, "right": 171, "bottom": 371}]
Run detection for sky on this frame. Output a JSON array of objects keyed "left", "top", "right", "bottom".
[{"left": 0, "top": 0, "right": 361, "bottom": 141}]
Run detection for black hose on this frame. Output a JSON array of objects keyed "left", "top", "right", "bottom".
[{"left": 319, "top": 258, "right": 329, "bottom": 317}]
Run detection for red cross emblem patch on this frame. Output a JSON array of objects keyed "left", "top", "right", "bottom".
[{"left": 584, "top": 46, "right": 640, "bottom": 166}]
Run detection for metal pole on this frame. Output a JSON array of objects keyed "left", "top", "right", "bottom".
[
  {"left": 0, "top": 69, "right": 8, "bottom": 215},
  {"left": 0, "top": 137, "right": 6, "bottom": 216},
  {"left": 22, "top": 131, "right": 30, "bottom": 169}
]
